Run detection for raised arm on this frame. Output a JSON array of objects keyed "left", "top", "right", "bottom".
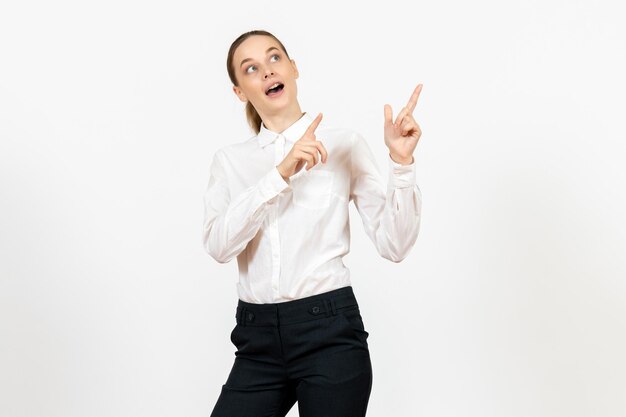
[
  {"left": 351, "top": 83, "right": 424, "bottom": 262},
  {"left": 350, "top": 133, "right": 422, "bottom": 262},
  {"left": 202, "top": 150, "right": 290, "bottom": 263}
]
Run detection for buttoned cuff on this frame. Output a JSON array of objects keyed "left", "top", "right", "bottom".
[
  {"left": 258, "top": 167, "right": 291, "bottom": 202},
  {"left": 388, "top": 155, "right": 416, "bottom": 189}
]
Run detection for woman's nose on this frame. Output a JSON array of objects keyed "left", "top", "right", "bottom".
[{"left": 264, "top": 71, "right": 274, "bottom": 78}]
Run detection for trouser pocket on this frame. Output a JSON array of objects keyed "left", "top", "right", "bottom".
[{"left": 336, "top": 306, "right": 370, "bottom": 349}]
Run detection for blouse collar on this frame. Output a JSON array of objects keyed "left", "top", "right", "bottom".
[{"left": 256, "top": 112, "right": 314, "bottom": 148}]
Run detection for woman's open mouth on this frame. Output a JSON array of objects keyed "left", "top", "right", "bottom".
[{"left": 265, "top": 82, "right": 285, "bottom": 98}]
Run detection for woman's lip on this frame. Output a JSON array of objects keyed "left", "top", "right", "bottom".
[
  {"left": 264, "top": 80, "right": 284, "bottom": 94},
  {"left": 265, "top": 85, "right": 285, "bottom": 98}
]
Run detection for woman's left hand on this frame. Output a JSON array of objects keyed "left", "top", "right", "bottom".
[{"left": 384, "top": 84, "right": 423, "bottom": 165}]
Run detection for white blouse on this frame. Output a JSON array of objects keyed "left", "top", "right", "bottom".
[{"left": 202, "top": 111, "right": 422, "bottom": 304}]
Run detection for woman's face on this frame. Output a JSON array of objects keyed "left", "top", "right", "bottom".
[{"left": 232, "top": 35, "right": 299, "bottom": 116}]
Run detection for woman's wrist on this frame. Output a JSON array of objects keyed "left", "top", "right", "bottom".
[
  {"left": 389, "top": 153, "right": 414, "bottom": 165},
  {"left": 276, "top": 164, "right": 289, "bottom": 181}
]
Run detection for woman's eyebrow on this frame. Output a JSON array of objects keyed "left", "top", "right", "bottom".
[{"left": 240, "top": 47, "right": 280, "bottom": 68}]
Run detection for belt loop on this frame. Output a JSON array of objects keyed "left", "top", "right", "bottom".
[
  {"left": 323, "top": 299, "right": 331, "bottom": 317},
  {"left": 330, "top": 299, "right": 337, "bottom": 316},
  {"left": 241, "top": 307, "right": 247, "bottom": 327}
]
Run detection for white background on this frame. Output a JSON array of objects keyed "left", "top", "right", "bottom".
[{"left": 1, "top": 0, "right": 625, "bottom": 416}]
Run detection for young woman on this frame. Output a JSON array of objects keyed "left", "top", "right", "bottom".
[{"left": 203, "top": 29, "right": 423, "bottom": 417}]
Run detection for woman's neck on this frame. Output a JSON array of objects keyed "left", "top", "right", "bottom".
[{"left": 260, "top": 106, "right": 305, "bottom": 133}]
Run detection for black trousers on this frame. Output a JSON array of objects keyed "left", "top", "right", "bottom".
[{"left": 210, "top": 285, "right": 373, "bottom": 417}]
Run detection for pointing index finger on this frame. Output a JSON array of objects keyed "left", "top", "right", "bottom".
[
  {"left": 406, "top": 84, "right": 423, "bottom": 113},
  {"left": 304, "top": 112, "right": 323, "bottom": 137}
]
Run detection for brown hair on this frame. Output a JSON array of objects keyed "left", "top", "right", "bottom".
[{"left": 226, "top": 30, "right": 291, "bottom": 134}]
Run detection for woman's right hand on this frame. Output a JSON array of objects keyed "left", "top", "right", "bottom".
[{"left": 276, "top": 112, "right": 328, "bottom": 180}]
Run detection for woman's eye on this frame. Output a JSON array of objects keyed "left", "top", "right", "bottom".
[{"left": 245, "top": 54, "right": 279, "bottom": 74}]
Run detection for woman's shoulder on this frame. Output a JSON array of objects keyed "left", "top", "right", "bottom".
[{"left": 213, "top": 135, "right": 257, "bottom": 156}]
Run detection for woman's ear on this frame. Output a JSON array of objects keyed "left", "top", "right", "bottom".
[
  {"left": 291, "top": 59, "right": 299, "bottom": 79},
  {"left": 232, "top": 85, "right": 247, "bottom": 102}
]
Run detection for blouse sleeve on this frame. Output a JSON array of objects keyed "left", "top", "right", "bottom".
[
  {"left": 202, "top": 150, "right": 290, "bottom": 263},
  {"left": 349, "top": 132, "right": 422, "bottom": 262}
]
